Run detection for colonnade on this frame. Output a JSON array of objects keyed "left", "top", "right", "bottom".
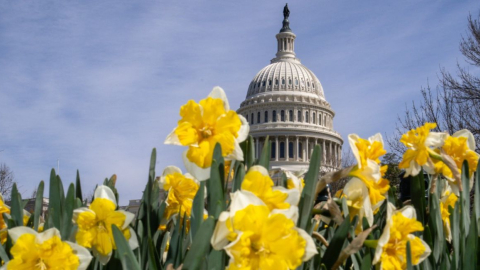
[{"left": 252, "top": 135, "right": 342, "bottom": 168}]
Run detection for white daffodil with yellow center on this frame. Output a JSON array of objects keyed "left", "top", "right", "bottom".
[
  {"left": 285, "top": 170, "right": 305, "bottom": 195},
  {"left": 399, "top": 123, "right": 447, "bottom": 177},
  {"left": 157, "top": 166, "right": 200, "bottom": 230},
  {"left": 343, "top": 177, "right": 373, "bottom": 233},
  {"left": 73, "top": 185, "right": 138, "bottom": 264},
  {"left": 1, "top": 227, "right": 92, "bottom": 270},
  {"left": 439, "top": 186, "right": 458, "bottom": 242},
  {"left": 241, "top": 166, "right": 299, "bottom": 210},
  {"left": 373, "top": 203, "right": 431, "bottom": 270},
  {"left": 433, "top": 129, "right": 480, "bottom": 195},
  {"left": 348, "top": 133, "right": 390, "bottom": 210},
  {"left": 211, "top": 190, "right": 317, "bottom": 270},
  {"left": 165, "top": 87, "right": 249, "bottom": 180}
]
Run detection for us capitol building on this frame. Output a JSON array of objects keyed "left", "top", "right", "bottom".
[{"left": 237, "top": 4, "right": 343, "bottom": 173}]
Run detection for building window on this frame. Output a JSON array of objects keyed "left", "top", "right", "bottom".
[
  {"left": 272, "top": 110, "right": 277, "bottom": 122},
  {"left": 297, "top": 110, "right": 301, "bottom": 122},
  {"left": 280, "top": 142, "right": 285, "bottom": 158},
  {"left": 305, "top": 112, "right": 309, "bottom": 123},
  {"left": 251, "top": 113, "right": 254, "bottom": 124},
  {"left": 312, "top": 83, "right": 315, "bottom": 88},
  {"left": 295, "top": 79, "right": 298, "bottom": 85},
  {"left": 313, "top": 112, "right": 316, "bottom": 124},
  {"left": 257, "top": 112, "right": 260, "bottom": 123},
  {"left": 289, "top": 79, "right": 292, "bottom": 85},
  {"left": 276, "top": 79, "right": 279, "bottom": 85},
  {"left": 319, "top": 114, "right": 322, "bottom": 125},
  {"left": 246, "top": 114, "right": 248, "bottom": 122},
  {"left": 307, "top": 81, "right": 310, "bottom": 87},
  {"left": 289, "top": 110, "right": 293, "bottom": 121},
  {"left": 257, "top": 82, "right": 260, "bottom": 88},
  {"left": 280, "top": 110, "right": 285, "bottom": 122},
  {"left": 299, "top": 143, "right": 303, "bottom": 158},
  {"left": 289, "top": 142, "right": 294, "bottom": 158},
  {"left": 271, "top": 142, "right": 276, "bottom": 158},
  {"left": 262, "top": 81, "right": 266, "bottom": 86},
  {"left": 269, "top": 80, "right": 272, "bottom": 86},
  {"left": 324, "top": 115, "right": 327, "bottom": 126},
  {"left": 282, "top": 78, "right": 285, "bottom": 85},
  {"left": 265, "top": 111, "right": 268, "bottom": 122}
]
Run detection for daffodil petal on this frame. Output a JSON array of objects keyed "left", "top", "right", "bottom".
[
  {"left": 236, "top": 114, "right": 249, "bottom": 143},
  {"left": 162, "top": 166, "right": 182, "bottom": 176},
  {"left": 208, "top": 86, "right": 230, "bottom": 111},
  {"left": 94, "top": 185, "right": 117, "bottom": 206},
  {"left": 425, "top": 132, "right": 447, "bottom": 148},
  {"left": 248, "top": 165, "right": 269, "bottom": 176},
  {"left": 230, "top": 190, "right": 266, "bottom": 215},
  {"left": 373, "top": 203, "right": 395, "bottom": 264},
  {"left": 348, "top": 134, "right": 362, "bottom": 165},
  {"left": 294, "top": 227, "right": 318, "bottom": 261},
  {"left": 453, "top": 129, "right": 476, "bottom": 150},
  {"left": 399, "top": 205, "right": 417, "bottom": 220},
  {"left": 93, "top": 248, "right": 112, "bottom": 266},
  {"left": 164, "top": 128, "right": 182, "bottom": 145},
  {"left": 182, "top": 150, "right": 210, "bottom": 181},
  {"left": 67, "top": 242, "right": 93, "bottom": 270},
  {"left": 211, "top": 211, "right": 230, "bottom": 250},
  {"left": 118, "top": 210, "right": 135, "bottom": 230},
  {"left": 274, "top": 186, "right": 300, "bottom": 206},
  {"left": 271, "top": 205, "right": 299, "bottom": 224},
  {"left": 8, "top": 226, "right": 38, "bottom": 243},
  {"left": 225, "top": 138, "right": 244, "bottom": 162},
  {"left": 128, "top": 227, "right": 139, "bottom": 250}
]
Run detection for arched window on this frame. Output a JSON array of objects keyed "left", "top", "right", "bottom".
[
  {"left": 295, "top": 79, "right": 298, "bottom": 85},
  {"left": 307, "top": 82, "right": 310, "bottom": 87},
  {"left": 324, "top": 115, "right": 327, "bottom": 126},
  {"left": 251, "top": 113, "right": 254, "bottom": 124},
  {"left": 299, "top": 143, "right": 303, "bottom": 158},
  {"left": 289, "top": 79, "right": 292, "bottom": 85},
  {"left": 257, "top": 82, "right": 260, "bottom": 88},
  {"left": 280, "top": 110, "right": 285, "bottom": 122},
  {"left": 288, "top": 142, "right": 294, "bottom": 158},
  {"left": 319, "top": 114, "right": 322, "bottom": 125},
  {"left": 289, "top": 110, "right": 293, "bottom": 121},
  {"left": 272, "top": 110, "right": 277, "bottom": 122},
  {"left": 276, "top": 79, "right": 279, "bottom": 85},
  {"left": 312, "top": 83, "right": 315, "bottom": 88},
  {"left": 282, "top": 78, "right": 285, "bottom": 85},
  {"left": 313, "top": 112, "right": 316, "bottom": 124},
  {"left": 257, "top": 112, "right": 260, "bottom": 123},
  {"left": 246, "top": 114, "right": 248, "bottom": 122},
  {"left": 271, "top": 142, "right": 276, "bottom": 159},
  {"left": 269, "top": 80, "right": 272, "bottom": 86},
  {"left": 262, "top": 81, "right": 266, "bottom": 86},
  {"left": 297, "top": 110, "right": 301, "bottom": 122},
  {"left": 305, "top": 111, "right": 309, "bottom": 123},
  {"left": 280, "top": 142, "right": 285, "bottom": 158},
  {"left": 264, "top": 111, "right": 268, "bottom": 122}
]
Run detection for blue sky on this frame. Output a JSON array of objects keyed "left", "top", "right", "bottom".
[{"left": 0, "top": 1, "right": 478, "bottom": 205}]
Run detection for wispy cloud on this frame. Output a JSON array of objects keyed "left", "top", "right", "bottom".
[{"left": 0, "top": 1, "right": 477, "bottom": 204}]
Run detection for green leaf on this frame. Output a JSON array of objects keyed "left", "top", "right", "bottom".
[
  {"left": 245, "top": 135, "right": 255, "bottom": 169},
  {"left": 320, "top": 215, "right": 351, "bottom": 269},
  {"left": 182, "top": 217, "right": 216, "bottom": 270},
  {"left": 475, "top": 161, "right": 480, "bottom": 235},
  {"left": 297, "top": 145, "right": 321, "bottom": 230},
  {"left": 451, "top": 203, "right": 460, "bottom": 269},
  {"left": 47, "top": 169, "right": 62, "bottom": 230},
  {"left": 460, "top": 161, "right": 471, "bottom": 234},
  {"left": 360, "top": 251, "right": 372, "bottom": 270},
  {"left": 464, "top": 206, "right": 477, "bottom": 269},
  {"left": 232, "top": 161, "right": 245, "bottom": 192},
  {"left": 207, "top": 249, "right": 225, "bottom": 270},
  {"left": 257, "top": 136, "right": 270, "bottom": 169},
  {"left": 33, "top": 181, "right": 44, "bottom": 231},
  {"left": 10, "top": 183, "right": 23, "bottom": 227},
  {"left": 410, "top": 171, "right": 426, "bottom": 226},
  {"left": 191, "top": 181, "right": 205, "bottom": 239},
  {"left": 75, "top": 170, "right": 83, "bottom": 203},
  {"left": 207, "top": 143, "right": 226, "bottom": 219},
  {"left": 61, "top": 183, "right": 75, "bottom": 240},
  {"left": 406, "top": 241, "right": 413, "bottom": 270},
  {"left": 428, "top": 191, "right": 445, "bottom": 264},
  {"left": 147, "top": 237, "right": 160, "bottom": 270},
  {"left": 111, "top": 225, "right": 141, "bottom": 270}
]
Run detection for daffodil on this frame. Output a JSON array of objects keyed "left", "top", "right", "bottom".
[
  {"left": 165, "top": 87, "right": 249, "bottom": 181},
  {"left": 211, "top": 190, "right": 317, "bottom": 270},
  {"left": 399, "top": 123, "right": 447, "bottom": 177},
  {"left": 433, "top": 129, "right": 480, "bottom": 194},
  {"left": 285, "top": 170, "right": 305, "bottom": 194},
  {"left": 73, "top": 185, "right": 138, "bottom": 264},
  {"left": 343, "top": 178, "right": 373, "bottom": 233},
  {"left": 348, "top": 133, "right": 390, "bottom": 210},
  {"left": 241, "top": 166, "right": 299, "bottom": 210},
  {"left": 2, "top": 227, "right": 92, "bottom": 270},
  {"left": 439, "top": 186, "right": 457, "bottom": 242},
  {"left": 373, "top": 203, "right": 431, "bottom": 270}
]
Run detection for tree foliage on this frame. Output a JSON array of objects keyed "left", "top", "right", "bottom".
[{"left": 0, "top": 163, "right": 14, "bottom": 200}]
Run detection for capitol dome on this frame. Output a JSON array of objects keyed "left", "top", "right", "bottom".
[{"left": 237, "top": 4, "right": 343, "bottom": 173}]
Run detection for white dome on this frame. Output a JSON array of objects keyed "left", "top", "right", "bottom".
[{"left": 246, "top": 61, "right": 325, "bottom": 100}]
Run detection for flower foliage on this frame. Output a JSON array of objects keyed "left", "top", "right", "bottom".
[{"left": 1, "top": 87, "right": 479, "bottom": 270}]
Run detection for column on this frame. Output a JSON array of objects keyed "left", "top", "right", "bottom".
[
  {"left": 296, "top": 136, "right": 299, "bottom": 161},
  {"left": 286, "top": 136, "right": 289, "bottom": 161},
  {"left": 256, "top": 137, "right": 259, "bottom": 159},
  {"left": 275, "top": 136, "right": 279, "bottom": 161},
  {"left": 329, "top": 142, "right": 333, "bottom": 166},
  {"left": 322, "top": 140, "right": 326, "bottom": 165}
]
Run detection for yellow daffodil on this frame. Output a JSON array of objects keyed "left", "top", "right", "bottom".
[
  {"left": 343, "top": 178, "right": 373, "bottom": 233},
  {"left": 439, "top": 187, "right": 457, "bottom": 242},
  {"left": 348, "top": 133, "right": 390, "bottom": 210},
  {"left": 373, "top": 203, "right": 431, "bottom": 270},
  {"left": 2, "top": 227, "right": 92, "bottom": 270},
  {"left": 241, "top": 166, "right": 299, "bottom": 210},
  {"left": 399, "top": 123, "right": 447, "bottom": 177},
  {"left": 285, "top": 170, "right": 305, "bottom": 195},
  {"left": 73, "top": 185, "right": 138, "bottom": 264},
  {"left": 165, "top": 87, "right": 249, "bottom": 180},
  {"left": 211, "top": 190, "right": 316, "bottom": 270},
  {"left": 433, "top": 129, "right": 480, "bottom": 194}
]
